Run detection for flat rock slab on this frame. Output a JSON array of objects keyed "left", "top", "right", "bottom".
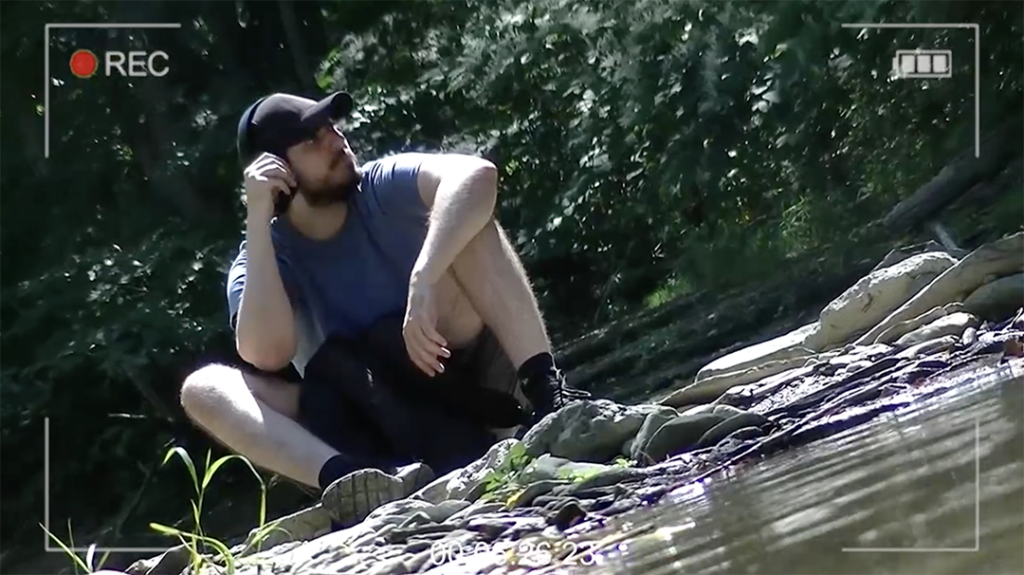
[
  {"left": 856, "top": 232, "right": 1023, "bottom": 345},
  {"left": 522, "top": 399, "right": 662, "bottom": 462},
  {"left": 816, "top": 251, "right": 957, "bottom": 349}
]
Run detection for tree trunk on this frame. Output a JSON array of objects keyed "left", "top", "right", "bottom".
[{"left": 882, "top": 114, "right": 1024, "bottom": 231}]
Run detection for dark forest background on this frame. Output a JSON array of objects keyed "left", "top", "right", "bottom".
[{"left": 1, "top": 1, "right": 1021, "bottom": 572}]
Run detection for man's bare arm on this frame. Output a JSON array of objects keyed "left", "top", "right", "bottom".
[
  {"left": 411, "top": 154, "right": 499, "bottom": 286},
  {"left": 234, "top": 218, "right": 297, "bottom": 371}
]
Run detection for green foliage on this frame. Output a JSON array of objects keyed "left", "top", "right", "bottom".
[
  {"left": 324, "top": 0, "right": 1021, "bottom": 327},
  {"left": 41, "top": 527, "right": 112, "bottom": 575},
  {"left": 44, "top": 447, "right": 281, "bottom": 575},
  {"left": 478, "top": 442, "right": 535, "bottom": 505},
  {"left": 146, "top": 447, "right": 266, "bottom": 574}
]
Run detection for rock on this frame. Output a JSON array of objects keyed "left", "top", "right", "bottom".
[
  {"left": 237, "top": 504, "right": 332, "bottom": 556},
  {"left": 815, "top": 252, "right": 958, "bottom": 350},
  {"left": 695, "top": 412, "right": 771, "bottom": 449},
  {"left": 423, "top": 500, "right": 472, "bottom": 523},
  {"left": 692, "top": 321, "right": 819, "bottom": 384},
  {"left": 871, "top": 240, "right": 965, "bottom": 272},
  {"left": 398, "top": 511, "right": 436, "bottom": 530},
  {"left": 367, "top": 556, "right": 409, "bottom": 575},
  {"left": 711, "top": 404, "right": 746, "bottom": 417},
  {"left": 125, "top": 544, "right": 191, "bottom": 575},
  {"left": 522, "top": 399, "right": 659, "bottom": 462},
  {"left": 624, "top": 406, "right": 678, "bottom": 460},
  {"left": 724, "top": 426, "right": 764, "bottom": 442},
  {"left": 660, "top": 355, "right": 812, "bottom": 409},
  {"left": 404, "top": 549, "right": 436, "bottom": 572},
  {"left": 519, "top": 454, "right": 572, "bottom": 483},
  {"left": 893, "top": 335, "right": 958, "bottom": 360},
  {"left": 444, "top": 501, "right": 506, "bottom": 525},
  {"left": 895, "top": 312, "right": 980, "bottom": 347},
  {"left": 874, "top": 303, "right": 962, "bottom": 344},
  {"left": 510, "top": 480, "right": 569, "bottom": 508},
  {"left": 413, "top": 438, "right": 521, "bottom": 503},
  {"left": 552, "top": 484, "right": 618, "bottom": 499},
  {"left": 1013, "top": 308, "right": 1024, "bottom": 330},
  {"left": 842, "top": 359, "right": 874, "bottom": 375},
  {"left": 826, "top": 343, "right": 895, "bottom": 369},
  {"left": 329, "top": 551, "right": 378, "bottom": 573},
  {"left": 466, "top": 516, "right": 545, "bottom": 539},
  {"left": 563, "top": 466, "right": 646, "bottom": 495},
  {"left": 542, "top": 496, "right": 581, "bottom": 512},
  {"left": 554, "top": 461, "right": 615, "bottom": 481},
  {"left": 962, "top": 326, "right": 978, "bottom": 346},
  {"left": 586, "top": 493, "right": 617, "bottom": 512},
  {"left": 367, "top": 499, "right": 436, "bottom": 521},
  {"left": 601, "top": 496, "right": 642, "bottom": 516},
  {"left": 406, "top": 543, "right": 437, "bottom": 560},
  {"left": 548, "top": 501, "right": 587, "bottom": 530},
  {"left": 963, "top": 273, "right": 1024, "bottom": 321},
  {"left": 680, "top": 404, "right": 716, "bottom": 416},
  {"left": 635, "top": 413, "right": 727, "bottom": 463},
  {"left": 856, "top": 232, "right": 1024, "bottom": 346},
  {"left": 386, "top": 522, "right": 458, "bottom": 544},
  {"left": 245, "top": 516, "right": 408, "bottom": 573},
  {"left": 715, "top": 365, "right": 817, "bottom": 408}
]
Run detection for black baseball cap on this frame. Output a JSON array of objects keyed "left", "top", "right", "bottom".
[{"left": 236, "top": 91, "right": 353, "bottom": 167}]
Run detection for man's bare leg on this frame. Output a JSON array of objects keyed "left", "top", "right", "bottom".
[
  {"left": 181, "top": 363, "right": 436, "bottom": 526},
  {"left": 447, "top": 219, "right": 551, "bottom": 368},
  {"left": 178, "top": 273, "right": 491, "bottom": 494},
  {"left": 444, "top": 218, "right": 591, "bottom": 420},
  {"left": 433, "top": 269, "right": 487, "bottom": 348},
  {"left": 179, "top": 364, "right": 337, "bottom": 488}
]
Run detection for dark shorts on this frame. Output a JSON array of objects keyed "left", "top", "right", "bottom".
[{"left": 291, "top": 315, "right": 522, "bottom": 475}]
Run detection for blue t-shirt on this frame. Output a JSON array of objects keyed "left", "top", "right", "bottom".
[{"left": 225, "top": 152, "right": 433, "bottom": 374}]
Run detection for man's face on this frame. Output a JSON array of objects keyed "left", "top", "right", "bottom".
[{"left": 285, "top": 124, "right": 361, "bottom": 206}]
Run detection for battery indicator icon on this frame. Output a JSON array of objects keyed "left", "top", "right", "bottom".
[{"left": 892, "top": 49, "right": 952, "bottom": 79}]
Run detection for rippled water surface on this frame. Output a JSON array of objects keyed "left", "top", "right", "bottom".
[{"left": 579, "top": 361, "right": 1024, "bottom": 575}]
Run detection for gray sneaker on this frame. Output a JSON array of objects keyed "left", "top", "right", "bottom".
[{"left": 321, "top": 462, "right": 435, "bottom": 526}]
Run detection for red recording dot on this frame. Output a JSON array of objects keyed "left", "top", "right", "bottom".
[{"left": 69, "top": 49, "right": 98, "bottom": 78}]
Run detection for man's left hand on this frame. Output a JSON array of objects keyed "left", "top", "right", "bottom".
[{"left": 403, "top": 279, "right": 451, "bottom": 377}]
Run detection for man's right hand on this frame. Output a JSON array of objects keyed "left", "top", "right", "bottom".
[{"left": 243, "top": 153, "right": 298, "bottom": 222}]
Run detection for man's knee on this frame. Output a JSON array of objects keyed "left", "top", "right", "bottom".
[
  {"left": 179, "top": 363, "right": 239, "bottom": 422},
  {"left": 181, "top": 363, "right": 301, "bottom": 421}
]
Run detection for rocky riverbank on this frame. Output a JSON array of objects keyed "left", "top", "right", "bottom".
[{"left": 126, "top": 232, "right": 1023, "bottom": 575}]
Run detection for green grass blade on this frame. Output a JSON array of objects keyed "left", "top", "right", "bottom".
[
  {"left": 96, "top": 548, "right": 113, "bottom": 573},
  {"left": 201, "top": 454, "right": 241, "bottom": 491},
  {"left": 190, "top": 499, "right": 203, "bottom": 533},
  {"left": 65, "top": 520, "right": 80, "bottom": 575},
  {"left": 152, "top": 524, "right": 237, "bottom": 575},
  {"left": 238, "top": 520, "right": 291, "bottom": 556},
  {"left": 163, "top": 446, "right": 200, "bottom": 495},
  {"left": 150, "top": 522, "right": 203, "bottom": 574},
  {"left": 202, "top": 454, "right": 268, "bottom": 526},
  {"left": 202, "top": 536, "right": 237, "bottom": 574},
  {"left": 39, "top": 523, "right": 90, "bottom": 574}
]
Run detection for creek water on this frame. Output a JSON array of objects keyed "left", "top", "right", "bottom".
[{"left": 565, "top": 362, "right": 1024, "bottom": 575}]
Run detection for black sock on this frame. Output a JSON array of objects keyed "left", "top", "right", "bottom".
[
  {"left": 318, "top": 454, "right": 362, "bottom": 491},
  {"left": 517, "top": 352, "right": 558, "bottom": 382}
]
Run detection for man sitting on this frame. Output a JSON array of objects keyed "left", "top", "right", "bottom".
[{"left": 179, "top": 91, "right": 590, "bottom": 526}]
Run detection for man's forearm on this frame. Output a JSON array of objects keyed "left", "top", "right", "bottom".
[
  {"left": 235, "top": 218, "right": 297, "bottom": 370},
  {"left": 411, "top": 166, "right": 498, "bottom": 286}
]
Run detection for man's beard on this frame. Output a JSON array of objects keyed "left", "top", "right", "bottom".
[{"left": 298, "top": 168, "right": 362, "bottom": 207}]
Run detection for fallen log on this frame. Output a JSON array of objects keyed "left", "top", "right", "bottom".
[{"left": 881, "top": 113, "right": 1024, "bottom": 232}]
